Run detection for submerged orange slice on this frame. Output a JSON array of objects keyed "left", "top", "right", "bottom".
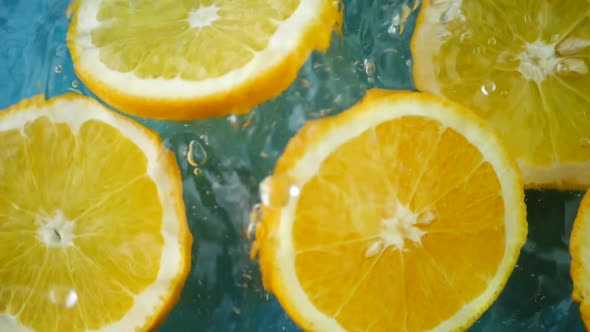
[
  {"left": 67, "top": 0, "right": 342, "bottom": 120},
  {"left": 571, "top": 191, "right": 590, "bottom": 330},
  {"left": 0, "top": 94, "right": 191, "bottom": 331},
  {"left": 412, "top": 0, "right": 590, "bottom": 189},
  {"left": 254, "top": 90, "right": 527, "bottom": 331}
]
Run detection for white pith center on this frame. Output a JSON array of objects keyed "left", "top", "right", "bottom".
[
  {"left": 36, "top": 210, "right": 75, "bottom": 248},
  {"left": 365, "top": 203, "right": 435, "bottom": 257},
  {"left": 517, "top": 41, "right": 559, "bottom": 84},
  {"left": 188, "top": 5, "right": 219, "bottom": 29}
]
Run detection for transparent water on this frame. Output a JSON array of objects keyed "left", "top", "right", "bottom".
[{"left": 0, "top": 0, "right": 586, "bottom": 331}]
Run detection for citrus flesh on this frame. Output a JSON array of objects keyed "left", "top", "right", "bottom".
[
  {"left": 571, "top": 191, "right": 590, "bottom": 330},
  {"left": 411, "top": 0, "right": 590, "bottom": 189},
  {"left": 255, "top": 90, "right": 527, "bottom": 331},
  {"left": 67, "top": 0, "right": 342, "bottom": 120},
  {"left": 0, "top": 94, "right": 191, "bottom": 332}
]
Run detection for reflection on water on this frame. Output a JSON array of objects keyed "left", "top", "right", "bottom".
[{"left": 0, "top": 0, "right": 587, "bottom": 331}]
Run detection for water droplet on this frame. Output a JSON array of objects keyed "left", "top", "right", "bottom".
[
  {"left": 227, "top": 112, "right": 254, "bottom": 129},
  {"left": 480, "top": 81, "right": 496, "bottom": 96},
  {"left": 364, "top": 58, "right": 376, "bottom": 77},
  {"left": 71, "top": 80, "right": 79, "bottom": 88},
  {"left": 364, "top": 240, "right": 384, "bottom": 258},
  {"left": 259, "top": 175, "right": 300, "bottom": 208},
  {"left": 54, "top": 65, "right": 63, "bottom": 74},
  {"left": 405, "top": 59, "right": 412, "bottom": 69},
  {"left": 500, "top": 90, "right": 509, "bottom": 96},
  {"left": 193, "top": 168, "right": 202, "bottom": 176},
  {"left": 48, "top": 287, "right": 78, "bottom": 308},
  {"left": 579, "top": 137, "right": 590, "bottom": 148},
  {"left": 459, "top": 31, "right": 471, "bottom": 43},
  {"left": 186, "top": 140, "right": 208, "bottom": 167},
  {"left": 487, "top": 37, "right": 496, "bottom": 46}
]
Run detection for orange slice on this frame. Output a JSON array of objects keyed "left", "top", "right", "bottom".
[
  {"left": 571, "top": 191, "right": 590, "bottom": 330},
  {"left": 66, "top": 0, "right": 342, "bottom": 120},
  {"left": 411, "top": 0, "right": 590, "bottom": 189},
  {"left": 0, "top": 94, "right": 191, "bottom": 331},
  {"left": 254, "top": 89, "right": 527, "bottom": 331}
]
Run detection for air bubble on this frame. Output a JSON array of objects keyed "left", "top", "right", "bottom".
[
  {"left": 459, "top": 31, "right": 471, "bottom": 43},
  {"left": 227, "top": 112, "right": 254, "bottom": 129},
  {"left": 480, "top": 81, "right": 496, "bottom": 96},
  {"left": 48, "top": 287, "right": 78, "bottom": 308},
  {"left": 71, "top": 80, "right": 79, "bottom": 88},
  {"left": 259, "top": 175, "right": 300, "bottom": 208},
  {"left": 193, "top": 168, "right": 202, "bottom": 176},
  {"left": 54, "top": 65, "right": 63, "bottom": 74},
  {"left": 186, "top": 140, "right": 208, "bottom": 167},
  {"left": 580, "top": 137, "right": 590, "bottom": 148},
  {"left": 487, "top": 37, "right": 496, "bottom": 46}
]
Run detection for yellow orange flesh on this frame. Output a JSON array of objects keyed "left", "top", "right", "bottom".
[
  {"left": 571, "top": 191, "right": 590, "bottom": 330},
  {"left": 67, "top": 0, "right": 342, "bottom": 120},
  {"left": 91, "top": 0, "right": 299, "bottom": 80},
  {"left": 412, "top": 0, "right": 590, "bottom": 189},
  {"left": 0, "top": 95, "right": 191, "bottom": 332},
  {"left": 256, "top": 90, "right": 527, "bottom": 332}
]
